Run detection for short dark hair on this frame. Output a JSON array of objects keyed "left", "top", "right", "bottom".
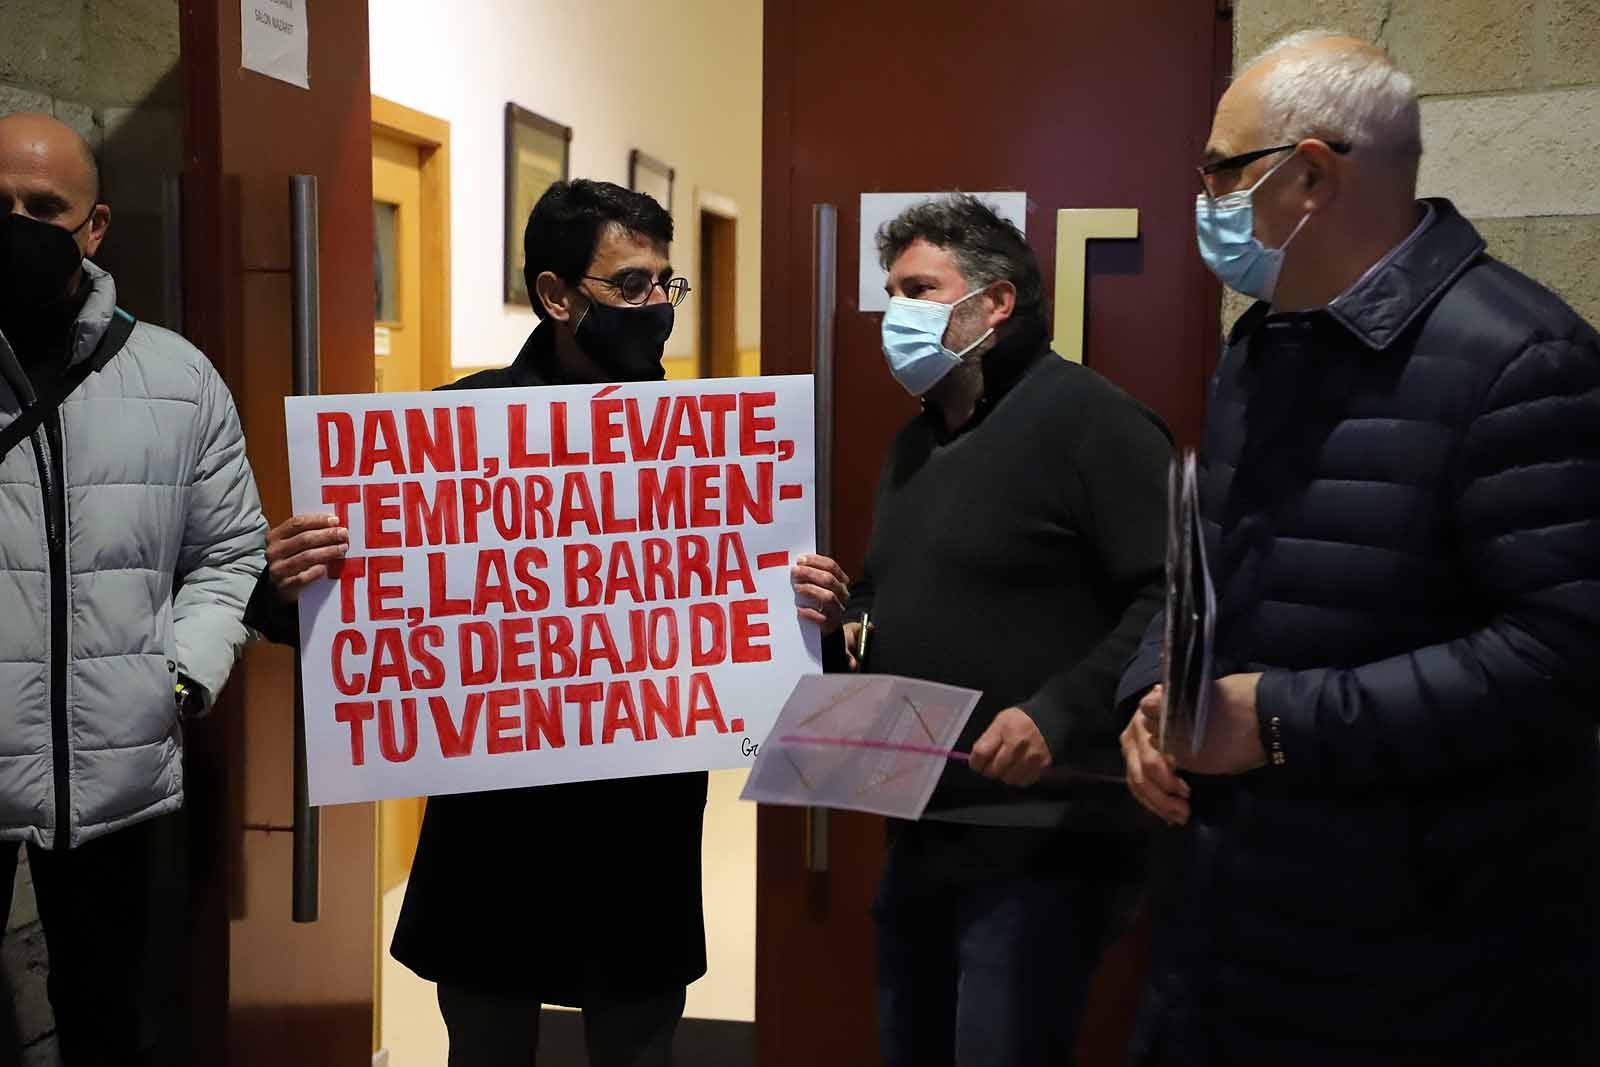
[
  {"left": 876, "top": 194, "right": 1043, "bottom": 323},
  {"left": 523, "top": 179, "right": 673, "bottom": 311}
]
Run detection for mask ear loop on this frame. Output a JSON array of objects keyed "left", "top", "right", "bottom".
[
  {"left": 946, "top": 285, "right": 996, "bottom": 359},
  {"left": 1247, "top": 150, "right": 1317, "bottom": 253},
  {"left": 1273, "top": 211, "right": 1313, "bottom": 254},
  {"left": 570, "top": 285, "right": 595, "bottom": 332}
]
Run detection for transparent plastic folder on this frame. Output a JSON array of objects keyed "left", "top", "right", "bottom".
[
  {"left": 1159, "top": 450, "right": 1216, "bottom": 756},
  {"left": 740, "top": 674, "right": 982, "bottom": 820}
]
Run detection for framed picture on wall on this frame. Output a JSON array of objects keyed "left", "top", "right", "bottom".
[
  {"left": 504, "top": 103, "right": 572, "bottom": 305},
  {"left": 629, "top": 149, "right": 675, "bottom": 213}
]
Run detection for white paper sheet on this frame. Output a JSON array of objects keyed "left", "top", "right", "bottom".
[
  {"left": 285, "top": 376, "right": 820, "bottom": 805},
  {"left": 241, "top": 0, "right": 309, "bottom": 89}
]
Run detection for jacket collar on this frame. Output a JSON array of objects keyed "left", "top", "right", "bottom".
[
  {"left": 68, "top": 261, "right": 118, "bottom": 368},
  {"left": 979, "top": 313, "right": 1051, "bottom": 402},
  {"left": 506, "top": 317, "right": 569, "bottom": 387},
  {"left": 924, "top": 313, "right": 1051, "bottom": 440},
  {"left": 0, "top": 261, "right": 118, "bottom": 403},
  {"left": 1227, "top": 197, "right": 1486, "bottom": 352}
]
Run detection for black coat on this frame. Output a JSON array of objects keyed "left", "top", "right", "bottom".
[
  {"left": 1118, "top": 200, "right": 1600, "bottom": 1065},
  {"left": 251, "top": 322, "right": 708, "bottom": 1004}
]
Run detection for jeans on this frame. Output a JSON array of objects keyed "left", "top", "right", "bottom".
[
  {"left": 436, "top": 982, "right": 685, "bottom": 1067},
  {"left": 0, "top": 813, "right": 186, "bottom": 1067},
  {"left": 874, "top": 833, "right": 1107, "bottom": 1067}
]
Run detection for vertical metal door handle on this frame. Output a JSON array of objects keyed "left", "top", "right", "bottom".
[
  {"left": 805, "top": 203, "right": 838, "bottom": 875},
  {"left": 289, "top": 175, "right": 322, "bottom": 923}
]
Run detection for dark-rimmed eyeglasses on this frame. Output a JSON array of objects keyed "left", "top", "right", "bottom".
[
  {"left": 1197, "top": 140, "right": 1351, "bottom": 200},
  {"left": 581, "top": 270, "right": 691, "bottom": 307}
]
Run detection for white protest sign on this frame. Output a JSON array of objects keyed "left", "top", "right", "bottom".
[
  {"left": 285, "top": 376, "right": 819, "bottom": 805},
  {"left": 858, "top": 192, "right": 1027, "bottom": 312},
  {"left": 241, "top": 0, "right": 309, "bottom": 89}
]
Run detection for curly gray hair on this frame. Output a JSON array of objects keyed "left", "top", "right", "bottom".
[{"left": 875, "top": 194, "right": 1043, "bottom": 322}]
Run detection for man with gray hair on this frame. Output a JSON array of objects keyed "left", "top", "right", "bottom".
[
  {"left": 842, "top": 194, "right": 1172, "bottom": 1065},
  {"left": 1119, "top": 32, "right": 1599, "bottom": 1065}
]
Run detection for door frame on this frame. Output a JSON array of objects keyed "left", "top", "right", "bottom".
[{"left": 371, "top": 97, "right": 452, "bottom": 387}]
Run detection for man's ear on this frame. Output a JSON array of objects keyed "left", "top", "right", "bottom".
[
  {"left": 1296, "top": 139, "right": 1341, "bottom": 213},
  {"left": 984, "top": 280, "right": 1017, "bottom": 327},
  {"left": 82, "top": 203, "right": 110, "bottom": 259},
  {"left": 534, "top": 271, "right": 575, "bottom": 322}
]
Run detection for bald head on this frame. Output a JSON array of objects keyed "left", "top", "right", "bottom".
[
  {"left": 0, "top": 112, "right": 111, "bottom": 305},
  {"left": 0, "top": 112, "right": 101, "bottom": 224},
  {"left": 1200, "top": 31, "right": 1426, "bottom": 311},
  {"left": 1214, "top": 31, "right": 1422, "bottom": 191}
]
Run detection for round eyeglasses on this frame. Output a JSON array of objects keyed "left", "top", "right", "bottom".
[{"left": 582, "top": 270, "right": 692, "bottom": 307}]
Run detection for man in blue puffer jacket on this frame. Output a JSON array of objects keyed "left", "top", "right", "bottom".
[{"left": 1119, "top": 31, "right": 1599, "bottom": 1066}]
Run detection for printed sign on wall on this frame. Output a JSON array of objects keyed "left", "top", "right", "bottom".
[{"left": 241, "top": 0, "right": 310, "bottom": 89}]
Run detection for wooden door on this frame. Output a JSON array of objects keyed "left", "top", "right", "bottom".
[
  {"left": 372, "top": 131, "right": 424, "bottom": 394},
  {"left": 372, "top": 97, "right": 453, "bottom": 392},
  {"left": 699, "top": 210, "right": 739, "bottom": 378},
  {"left": 179, "top": 2, "right": 378, "bottom": 1064},
  {"left": 368, "top": 98, "right": 451, "bottom": 898},
  {"left": 758, "top": 2, "right": 1231, "bottom": 1065}
]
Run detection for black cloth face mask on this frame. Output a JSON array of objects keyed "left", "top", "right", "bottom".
[
  {"left": 0, "top": 210, "right": 90, "bottom": 320},
  {"left": 573, "top": 289, "right": 674, "bottom": 382}
]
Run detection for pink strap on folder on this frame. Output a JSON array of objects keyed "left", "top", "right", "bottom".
[{"left": 778, "top": 734, "right": 970, "bottom": 762}]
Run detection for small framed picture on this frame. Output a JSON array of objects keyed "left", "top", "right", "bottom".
[
  {"left": 505, "top": 103, "right": 572, "bottom": 306},
  {"left": 629, "top": 149, "right": 675, "bottom": 214}
]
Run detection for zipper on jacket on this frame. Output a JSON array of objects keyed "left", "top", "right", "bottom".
[{"left": 31, "top": 411, "right": 70, "bottom": 851}]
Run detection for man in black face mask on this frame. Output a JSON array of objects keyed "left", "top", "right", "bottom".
[
  {"left": 0, "top": 114, "right": 267, "bottom": 1064},
  {"left": 0, "top": 117, "right": 109, "bottom": 373},
  {"left": 246, "top": 179, "right": 851, "bottom": 1066}
]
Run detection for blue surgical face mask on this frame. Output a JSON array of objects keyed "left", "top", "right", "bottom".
[
  {"left": 880, "top": 287, "right": 993, "bottom": 396},
  {"left": 1194, "top": 151, "right": 1312, "bottom": 302}
]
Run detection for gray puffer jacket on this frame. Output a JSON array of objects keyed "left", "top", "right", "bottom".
[{"left": 0, "top": 262, "right": 266, "bottom": 849}]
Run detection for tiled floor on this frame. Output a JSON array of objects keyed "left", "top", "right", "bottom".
[{"left": 378, "top": 769, "right": 756, "bottom": 1065}]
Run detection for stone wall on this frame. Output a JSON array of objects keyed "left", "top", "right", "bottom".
[
  {"left": 1228, "top": 0, "right": 1600, "bottom": 329},
  {"left": 1, "top": 4, "right": 181, "bottom": 1062},
  {"left": 1, "top": 0, "right": 184, "bottom": 330}
]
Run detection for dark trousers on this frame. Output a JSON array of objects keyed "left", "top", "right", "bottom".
[
  {"left": 0, "top": 813, "right": 185, "bottom": 1067},
  {"left": 874, "top": 836, "right": 1107, "bottom": 1067},
  {"left": 437, "top": 982, "right": 685, "bottom": 1067}
]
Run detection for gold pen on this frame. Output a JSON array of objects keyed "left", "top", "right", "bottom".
[{"left": 856, "top": 611, "right": 871, "bottom": 664}]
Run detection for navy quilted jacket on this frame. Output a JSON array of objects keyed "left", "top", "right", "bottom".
[{"left": 1119, "top": 200, "right": 1599, "bottom": 1065}]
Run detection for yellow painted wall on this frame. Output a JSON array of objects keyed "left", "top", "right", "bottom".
[{"left": 663, "top": 348, "right": 762, "bottom": 381}]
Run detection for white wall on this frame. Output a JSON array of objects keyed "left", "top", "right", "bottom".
[{"left": 368, "top": 0, "right": 763, "bottom": 370}]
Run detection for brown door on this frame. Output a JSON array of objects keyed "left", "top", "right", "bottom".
[
  {"left": 758, "top": 3, "right": 1231, "bottom": 1065},
  {"left": 699, "top": 209, "right": 740, "bottom": 378},
  {"left": 179, "top": 2, "right": 378, "bottom": 1064}
]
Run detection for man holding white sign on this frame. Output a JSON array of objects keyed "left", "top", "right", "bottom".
[{"left": 248, "top": 180, "right": 850, "bottom": 1066}]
